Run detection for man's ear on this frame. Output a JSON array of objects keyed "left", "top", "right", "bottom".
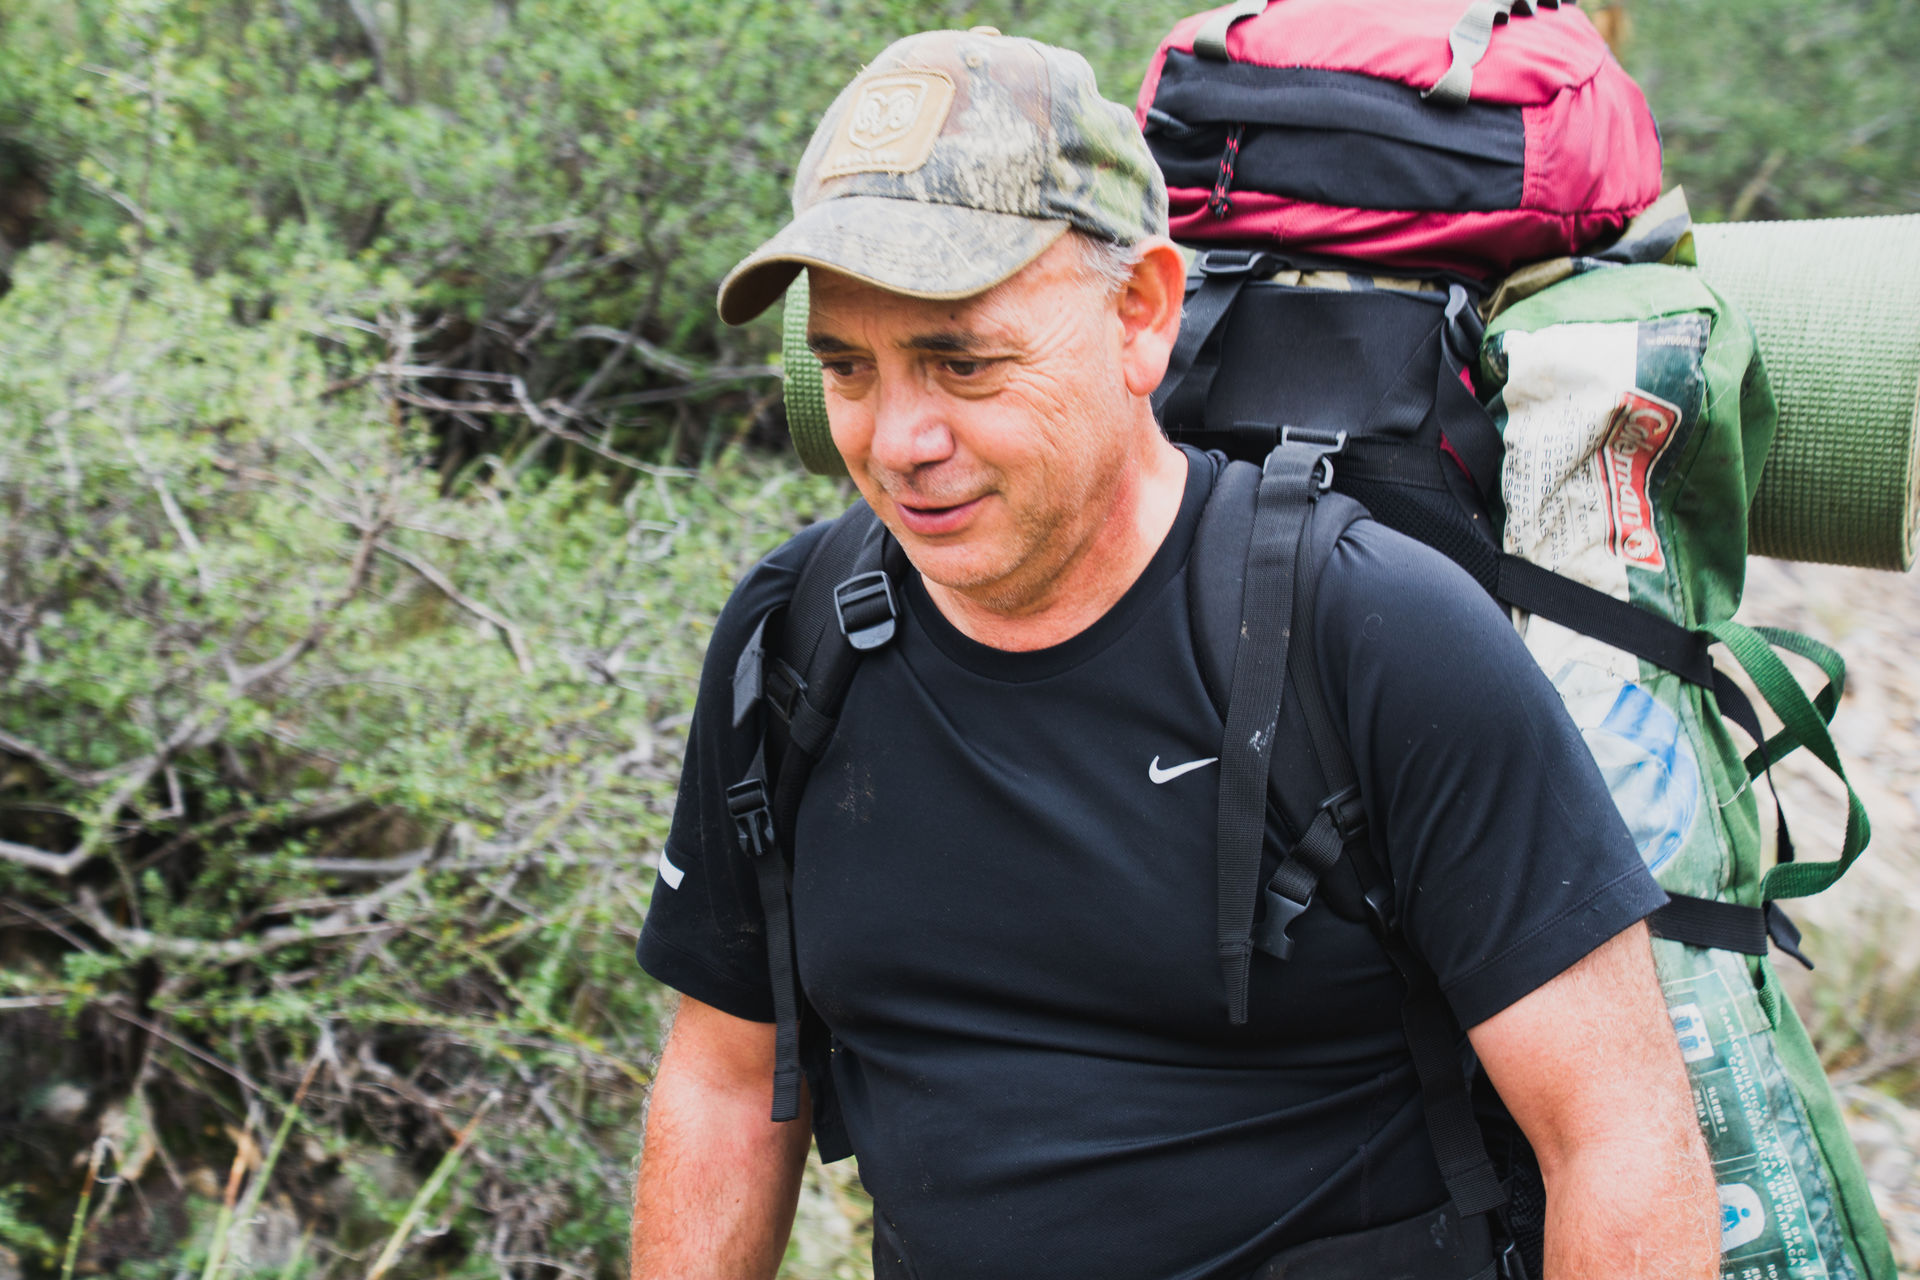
[{"left": 1116, "top": 238, "right": 1189, "bottom": 400}]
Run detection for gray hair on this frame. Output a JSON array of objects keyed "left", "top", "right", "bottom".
[{"left": 1069, "top": 230, "right": 1142, "bottom": 297}]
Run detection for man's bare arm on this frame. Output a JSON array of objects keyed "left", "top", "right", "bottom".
[
  {"left": 1468, "top": 922, "right": 1720, "bottom": 1280},
  {"left": 631, "top": 994, "right": 813, "bottom": 1280}
]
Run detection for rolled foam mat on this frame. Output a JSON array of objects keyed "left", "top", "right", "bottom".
[
  {"left": 781, "top": 271, "right": 845, "bottom": 476},
  {"left": 1693, "top": 215, "right": 1920, "bottom": 570}
]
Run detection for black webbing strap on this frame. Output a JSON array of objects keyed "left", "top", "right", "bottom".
[
  {"left": 1648, "top": 892, "right": 1766, "bottom": 955},
  {"left": 1153, "top": 250, "right": 1281, "bottom": 434},
  {"left": 1279, "top": 552, "right": 1508, "bottom": 1225},
  {"left": 1388, "top": 943, "right": 1510, "bottom": 1218},
  {"left": 1250, "top": 784, "right": 1364, "bottom": 961},
  {"left": 1434, "top": 284, "right": 1503, "bottom": 515},
  {"left": 732, "top": 505, "right": 896, "bottom": 1125},
  {"left": 1494, "top": 554, "right": 1716, "bottom": 687},
  {"left": 727, "top": 755, "right": 804, "bottom": 1121},
  {"left": 767, "top": 515, "right": 895, "bottom": 841},
  {"left": 1648, "top": 894, "right": 1814, "bottom": 970},
  {"left": 1215, "top": 434, "right": 1339, "bottom": 1024},
  {"left": 1495, "top": 552, "right": 1768, "bottom": 743}
]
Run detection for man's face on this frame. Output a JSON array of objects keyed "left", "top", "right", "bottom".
[{"left": 806, "top": 237, "right": 1137, "bottom": 613}]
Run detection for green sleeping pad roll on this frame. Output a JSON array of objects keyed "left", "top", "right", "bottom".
[
  {"left": 781, "top": 271, "right": 845, "bottom": 477},
  {"left": 1693, "top": 215, "right": 1920, "bottom": 571}
]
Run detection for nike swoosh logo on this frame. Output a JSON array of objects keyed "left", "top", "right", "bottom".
[{"left": 1148, "top": 755, "right": 1220, "bottom": 784}]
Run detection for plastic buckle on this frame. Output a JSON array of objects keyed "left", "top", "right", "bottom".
[
  {"left": 1196, "top": 248, "right": 1272, "bottom": 279},
  {"left": 1253, "top": 883, "right": 1313, "bottom": 961},
  {"left": 725, "top": 779, "right": 776, "bottom": 858},
  {"left": 1279, "top": 425, "right": 1348, "bottom": 492},
  {"left": 1320, "top": 783, "right": 1367, "bottom": 843},
  {"left": 1495, "top": 1237, "right": 1530, "bottom": 1280},
  {"left": 834, "top": 571, "right": 898, "bottom": 651},
  {"left": 763, "top": 658, "right": 806, "bottom": 727}
]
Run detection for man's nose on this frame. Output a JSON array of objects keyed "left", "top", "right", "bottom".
[{"left": 868, "top": 378, "right": 955, "bottom": 475}]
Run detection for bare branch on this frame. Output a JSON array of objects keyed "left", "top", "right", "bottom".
[
  {"left": 0, "top": 727, "right": 110, "bottom": 786},
  {"left": 73, "top": 870, "right": 422, "bottom": 966},
  {"left": 283, "top": 845, "right": 433, "bottom": 877},
  {"left": 228, "top": 503, "right": 389, "bottom": 694},
  {"left": 0, "top": 838, "right": 93, "bottom": 876},
  {"left": 115, "top": 406, "right": 216, "bottom": 596},
  {"left": 374, "top": 540, "right": 533, "bottom": 675}
]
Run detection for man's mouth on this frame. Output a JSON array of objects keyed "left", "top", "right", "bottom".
[{"left": 894, "top": 495, "right": 985, "bottom": 536}]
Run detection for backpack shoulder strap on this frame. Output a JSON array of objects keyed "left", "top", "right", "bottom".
[
  {"left": 729, "top": 500, "right": 899, "bottom": 1129},
  {"left": 1200, "top": 432, "right": 1352, "bottom": 1024}
]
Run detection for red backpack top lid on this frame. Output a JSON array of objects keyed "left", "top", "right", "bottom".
[{"left": 1136, "top": 0, "right": 1662, "bottom": 278}]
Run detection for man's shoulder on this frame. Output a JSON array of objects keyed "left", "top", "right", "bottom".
[{"left": 1316, "top": 515, "right": 1506, "bottom": 646}]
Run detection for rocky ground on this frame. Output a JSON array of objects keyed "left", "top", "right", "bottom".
[{"left": 1739, "top": 557, "right": 1920, "bottom": 1278}]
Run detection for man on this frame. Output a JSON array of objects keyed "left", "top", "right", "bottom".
[{"left": 632, "top": 27, "right": 1718, "bottom": 1280}]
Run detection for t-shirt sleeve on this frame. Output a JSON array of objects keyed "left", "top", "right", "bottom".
[
  {"left": 635, "top": 521, "right": 833, "bottom": 1022},
  {"left": 1314, "top": 522, "right": 1668, "bottom": 1030}
]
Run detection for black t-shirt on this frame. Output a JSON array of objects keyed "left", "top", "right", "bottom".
[{"left": 638, "top": 449, "right": 1663, "bottom": 1280}]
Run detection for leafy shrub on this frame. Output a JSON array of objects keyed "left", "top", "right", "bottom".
[
  {"left": 0, "top": 244, "right": 848, "bottom": 1277},
  {"left": 0, "top": 0, "right": 1173, "bottom": 470}
]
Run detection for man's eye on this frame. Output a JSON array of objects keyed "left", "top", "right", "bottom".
[
  {"left": 818, "top": 359, "right": 861, "bottom": 378},
  {"left": 944, "top": 359, "right": 988, "bottom": 377}
]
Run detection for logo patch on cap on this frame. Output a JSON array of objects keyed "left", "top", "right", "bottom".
[{"left": 819, "top": 70, "right": 955, "bottom": 179}]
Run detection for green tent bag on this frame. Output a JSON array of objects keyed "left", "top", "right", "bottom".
[{"left": 1481, "top": 263, "right": 1894, "bottom": 1280}]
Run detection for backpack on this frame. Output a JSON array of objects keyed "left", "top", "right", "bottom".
[{"left": 1136, "top": 0, "right": 1661, "bottom": 279}]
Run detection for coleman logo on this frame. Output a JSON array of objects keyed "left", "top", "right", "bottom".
[
  {"left": 1595, "top": 388, "right": 1681, "bottom": 570},
  {"left": 819, "top": 70, "right": 954, "bottom": 179}
]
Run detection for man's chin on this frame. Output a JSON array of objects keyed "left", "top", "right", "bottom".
[{"left": 892, "top": 535, "right": 1012, "bottom": 598}]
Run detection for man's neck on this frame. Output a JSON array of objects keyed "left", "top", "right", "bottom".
[{"left": 921, "top": 435, "right": 1189, "bottom": 652}]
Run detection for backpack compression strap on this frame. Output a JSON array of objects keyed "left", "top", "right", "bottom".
[{"left": 729, "top": 503, "right": 900, "bottom": 1123}]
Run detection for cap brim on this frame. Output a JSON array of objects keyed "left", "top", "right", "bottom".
[{"left": 716, "top": 195, "right": 1070, "bottom": 325}]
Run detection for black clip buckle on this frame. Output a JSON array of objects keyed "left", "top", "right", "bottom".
[
  {"left": 1253, "top": 884, "right": 1313, "bottom": 962},
  {"left": 763, "top": 658, "right": 806, "bottom": 727},
  {"left": 834, "top": 571, "right": 898, "bottom": 651},
  {"left": 1320, "top": 783, "right": 1367, "bottom": 842},
  {"left": 1279, "top": 425, "right": 1348, "bottom": 492},
  {"left": 725, "top": 779, "right": 776, "bottom": 858}
]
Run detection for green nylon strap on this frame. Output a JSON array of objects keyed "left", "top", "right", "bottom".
[
  {"left": 1740, "top": 625, "right": 1845, "bottom": 778},
  {"left": 1706, "top": 619, "right": 1871, "bottom": 902}
]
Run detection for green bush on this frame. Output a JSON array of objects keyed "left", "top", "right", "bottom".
[
  {"left": 0, "top": 244, "right": 850, "bottom": 1277},
  {"left": 0, "top": 0, "right": 1173, "bottom": 469}
]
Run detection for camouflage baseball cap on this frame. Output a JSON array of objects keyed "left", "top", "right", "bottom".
[{"left": 715, "top": 27, "right": 1168, "bottom": 326}]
